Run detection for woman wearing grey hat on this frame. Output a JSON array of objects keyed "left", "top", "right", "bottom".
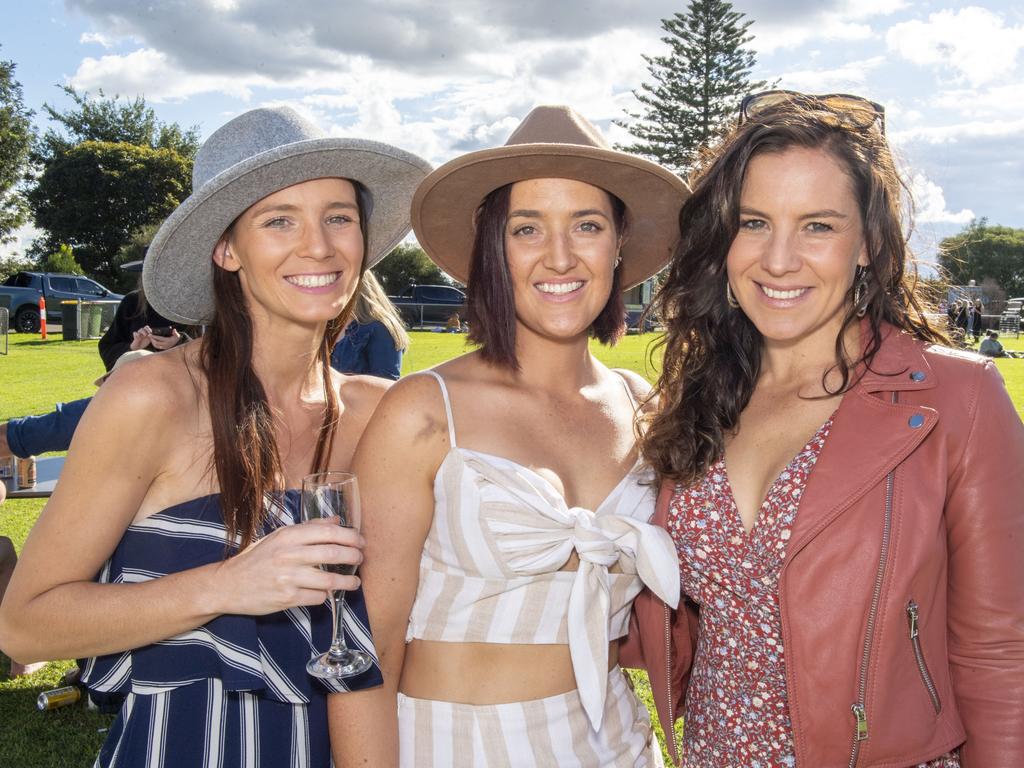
[
  {"left": 0, "top": 107, "right": 431, "bottom": 766},
  {"left": 332, "top": 106, "right": 688, "bottom": 767}
]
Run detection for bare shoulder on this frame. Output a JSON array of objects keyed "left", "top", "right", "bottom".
[
  {"left": 373, "top": 371, "right": 450, "bottom": 437},
  {"left": 87, "top": 345, "right": 200, "bottom": 428},
  {"left": 612, "top": 367, "right": 657, "bottom": 412},
  {"left": 335, "top": 371, "right": 392, "bottom": 425}
]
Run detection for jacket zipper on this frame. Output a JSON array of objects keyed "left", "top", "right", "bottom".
[
  {"left": 906, "top": 600, "right": 942, "bottom": 713},
  {"left": 664, "top": 601, "right": 678, "bottom": 763},
  {"left": 847, "top": 392, "right": 899, "bottom": 768}
]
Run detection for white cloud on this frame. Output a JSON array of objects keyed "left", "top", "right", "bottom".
[
  {"left": 0, "top": 223, "right": 41, "bottom": 262},
  {"left": 741, "top": 0, "right": 906, "bottom": 53},
  {"left": 79, "top": 31, "right": 114, "bottom": 48},
  {"left": 910, "top": 172, "right": 975, "bottom": 225},
  {"left": 893, "top": 117, "right": 1024, "bottom": 144},
  {"left": 886, "top": 7, "right": 1024, "bottom": 87},
  {"left": 927, "top": 83, "right": 1024, "bottom": 124},
  {"left": 775, "top": 56, "right": 886, "bottom": 93},
  {"left": 71, "top": 48, "right": 271, "bottom": 101}
]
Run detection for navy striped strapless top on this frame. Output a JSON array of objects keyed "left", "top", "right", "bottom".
[{"left": 82, "top": 491, "right": 381, "bottom": 768}]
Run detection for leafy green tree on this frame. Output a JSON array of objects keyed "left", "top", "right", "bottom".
[
  {"left": 43, "top": 243, "right": 83, "bottom": 274},
  {"left": 36, "top": 85, "right": 199, "bottom": 161},
  {"left": 940, "top": 219, "right": 1024, "bottom": 299},
  {"left": 0, "top": 50, "right": 34, "bottom": 242},
  {"left": 105, "top": 221, "right": 160, "bottom": 293},
  {"left": 28, "top": 141, "right": 191, "bottom": 278},
  {"left": 372, "top": 243, "right": 452, "bottom": 295},
  {"left": 616, "top": 0, "right": 767, "bottom": 174},
  {"left": 28, "top": 88, "right": 198, "bottom": 280}
]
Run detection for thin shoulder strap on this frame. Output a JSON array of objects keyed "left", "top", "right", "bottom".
[
  {"left": 420, "top": 369, "right": 458, "bottom": 448},
  {"left": 614, "top": 370, "right": 640, "bottom": 410}
]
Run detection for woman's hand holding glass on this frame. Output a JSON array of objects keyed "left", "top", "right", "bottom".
[{"left": 211, "top": 510, "right": 363, "bottom": 617}]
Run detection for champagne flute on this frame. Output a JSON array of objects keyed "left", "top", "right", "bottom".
[{"left": 301, "top": 471, "right": 372, "bottom": 678}]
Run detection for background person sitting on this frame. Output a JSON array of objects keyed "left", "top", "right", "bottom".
[
  {"left": 330, "top": 271, "right": 409, "bottom": 381},
  {"left": 98, "top": 287, "right": 193, "bottom": 371},
  {"left": 979, "top": 329, "right": 1021, "bottom": 358},
  {"left": 444, "top": 311, "right": 463, "bottom": 333}
]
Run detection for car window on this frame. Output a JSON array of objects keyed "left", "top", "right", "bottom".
[
  {"left": 8, "top": 273, "right": 32, "bottom": 288},
  {"left": 76, "top": 278, "right": 105, "bottom": 296},
  {"left": 49, "top": 277, "right": 77, "bottom": 293},
  {"left": 439, "top": 287, "right": 464, "bottom": 302}
]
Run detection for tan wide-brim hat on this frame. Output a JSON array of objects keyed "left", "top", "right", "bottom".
[
  {"left": 411, "top": 105, "right": 690, "bottom": 290},
  {"left": 144, "top": 106, "right": 432, "bottom": 325}
]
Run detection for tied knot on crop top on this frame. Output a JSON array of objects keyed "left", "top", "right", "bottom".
[{"left": 407, "top": 371, "right": 680, "bottom": 729}]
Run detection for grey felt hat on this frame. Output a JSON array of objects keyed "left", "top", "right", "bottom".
[{"left": 144, "top": 106, "right": 432, "bottom": 324}]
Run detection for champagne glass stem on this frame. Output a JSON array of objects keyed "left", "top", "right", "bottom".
[{"left": 328, "top": 590, "right": 349, "bottom": 658}]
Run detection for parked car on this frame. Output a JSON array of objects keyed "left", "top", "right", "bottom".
[
  {"left": 389, "top": 284, "right": 467, "bottom": 327},
  {"left": 0, "top": 272, "right": 124, "bottom": 333}
]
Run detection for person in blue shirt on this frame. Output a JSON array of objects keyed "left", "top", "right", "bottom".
[{"left": 330, "top": 271, "right": 409, "bottom": 380}]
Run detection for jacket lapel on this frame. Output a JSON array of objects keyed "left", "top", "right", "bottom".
[{"left": 782, "top": 327, "right": 940, "bottom": 567}]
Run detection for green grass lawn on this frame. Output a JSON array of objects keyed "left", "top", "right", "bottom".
[{"left": 1, "top": 328, "right": 1022, "bottom": 766}]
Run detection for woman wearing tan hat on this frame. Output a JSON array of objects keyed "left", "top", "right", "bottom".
[
  {"left": 0, "top": 106, "right": 431, "bottom": 766},
  {"left": 331, "top": 106, "right": 688, "bottom": 767}
]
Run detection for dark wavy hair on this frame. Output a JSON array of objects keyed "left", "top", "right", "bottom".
[
  {"left": 467, "top": 182, "right": 628, "bottom": 369},
  {"left": 201, "top": 182, "right": 369, "bottom": 549},
  {"left": 641, "top": 104, "right": 948, "bottom": 485}
]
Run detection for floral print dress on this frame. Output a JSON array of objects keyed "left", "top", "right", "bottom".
[{"left": 666, "top": 417, "right": 959, "bottom": 768}]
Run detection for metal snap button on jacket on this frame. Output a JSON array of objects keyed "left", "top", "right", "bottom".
[
  {"left": 910, "top": 371, "right": 927, "bottom": 382},
  {"left": 909, "top": 413, "right": 925, "bottom": 428}
]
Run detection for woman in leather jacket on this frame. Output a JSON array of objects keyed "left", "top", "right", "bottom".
[{"left": 625, "top": 92, "right": 1024, "bottom": 767}]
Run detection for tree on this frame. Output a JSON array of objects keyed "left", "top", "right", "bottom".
[
  {"left": 28, "top": 141, "right": 191, "bottom": 278},
  {"left": 28, "top": 88, "right": 198, "bottom": 279},
  {"left": 372, "top": 243, "right": 452, "bottom": 295},
  {"left": 43, "top": 243, "right": 83, "bottom": 274},
  {"left": 0, "top": 254, "right": 37, "bottom": 283},
  {"left": 939, "top": 219, "right": 1024, "bottom": 299},
  {"left": 616, "top": 0, "right": 767, "bottom": 174},
  {"left": 36, "top": 85, "right": 199, "bottom": 161},
  {"left": 0, "top": 49, "right": 34, "bottom": 243}
]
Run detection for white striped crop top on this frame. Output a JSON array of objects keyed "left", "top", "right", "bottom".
[{"left": 406, "top": 370, "right": 680, "bottom": 729}]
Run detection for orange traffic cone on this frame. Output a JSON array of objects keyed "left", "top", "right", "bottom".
[{"left": 39, "top": 296, "right": 47, "bottom": 340}]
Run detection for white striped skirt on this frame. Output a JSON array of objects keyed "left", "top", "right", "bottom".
[{"left": 397, "top": 667, "right": 664, "bottom": 767}]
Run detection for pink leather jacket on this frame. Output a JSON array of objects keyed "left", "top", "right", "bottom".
[{"left": 623, "top": 326, "right": 1024, "bottom": 767}]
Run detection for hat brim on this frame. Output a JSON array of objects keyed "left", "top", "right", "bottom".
[
  {"left": 144, "top": 137, "right": 432, "bottom": 325},
  {"left": 411, "top": 144, "right": 690, "bottom": 290}
]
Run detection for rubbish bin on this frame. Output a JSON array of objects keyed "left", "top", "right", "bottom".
[
  {"left": 61, "top": 301, "right": 81, "bottom": 341},
  {"left": 86, "top": 303, "right": 103, "bottom": 338}
]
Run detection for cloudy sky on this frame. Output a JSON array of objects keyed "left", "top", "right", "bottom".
[{"left": 3, "top": 0, "right": 1022, "bottom": 263}]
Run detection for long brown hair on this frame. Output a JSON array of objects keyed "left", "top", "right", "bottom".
[
  {"left": 642, "top": 104, "right": 948, "bottom": 486},
  {"left": 466, "top": 182, "right": 627, "bottom": 370},
  {"left": 201, "top": 182, "right": 369, "bottom": 549}
]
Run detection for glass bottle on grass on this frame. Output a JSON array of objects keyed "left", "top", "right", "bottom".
[{"left": 301, "top": 471, "right": 372, "bottom": 678}]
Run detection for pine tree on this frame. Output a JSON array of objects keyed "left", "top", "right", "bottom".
[{"left": 617, "top": 0, "right": 767, "bottom": 175}]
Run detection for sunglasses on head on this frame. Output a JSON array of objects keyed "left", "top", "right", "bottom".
[{"left": 739, "top": 90, "right": 886, "bottom": 135}]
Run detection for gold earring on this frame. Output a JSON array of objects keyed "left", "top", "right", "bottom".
[{"left": 726, "top": 282, "right": 740, "bottom": 309}]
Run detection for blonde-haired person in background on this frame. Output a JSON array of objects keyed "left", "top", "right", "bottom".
[{"left": 331, "top": 270, "right": 410, "bottom": 380}]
